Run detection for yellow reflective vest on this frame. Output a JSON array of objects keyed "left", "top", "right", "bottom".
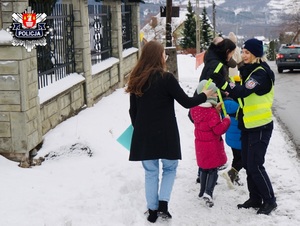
[{"left": 239, "top": 66, "right": 274, "bottom": 129}]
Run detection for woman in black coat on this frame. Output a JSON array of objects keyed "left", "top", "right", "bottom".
[
  {"left": 200, "top": 38, "right": 236, "bottom": 82},
  {"left": 194, "top": 38, "right": 236, "bottom": 184},
  {"left": 125, "top": 41, "right": 214, "bottom": 223}
]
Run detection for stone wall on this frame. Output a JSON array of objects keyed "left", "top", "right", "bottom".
[
  {"left": 0, "top": 0, "right": 141, "bottom": 164},
  {"left": 40, "top": 82, "right": 85, "bottom": 135}
]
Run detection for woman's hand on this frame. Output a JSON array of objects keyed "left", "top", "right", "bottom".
[{"left": 201, "top": 88, "right": 215, "bottom": 97}]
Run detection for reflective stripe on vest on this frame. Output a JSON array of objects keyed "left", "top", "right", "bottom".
[
  {"left": 213, "top": 63, "right": 227, "bottom": 115},
  {"left": 214, "top": 62, "right": 223, "bottom": 73},
  {"left": 241, "top": 66, "right": 274, "bottom": 129}
]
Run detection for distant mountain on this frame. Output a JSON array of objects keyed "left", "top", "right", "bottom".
[{"left": 140, "top": 0, "right": 299, "bottom": 41}]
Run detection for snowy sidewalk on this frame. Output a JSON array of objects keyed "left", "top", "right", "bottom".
[{"left": 0, "top": 55, "right": 300, "bottom": 226}]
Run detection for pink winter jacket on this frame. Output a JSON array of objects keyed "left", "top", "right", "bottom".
[{"left": 190, "top": 104, "right": 230, "bottom": 170}]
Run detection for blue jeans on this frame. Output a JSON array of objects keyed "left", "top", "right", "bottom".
[{"left": 142, "top": 159, "right": 178, "bottom": 210}]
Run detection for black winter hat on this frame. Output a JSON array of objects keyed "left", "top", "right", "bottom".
[{"left": 243, "top": 38, "right": 264, "bottom": 57}]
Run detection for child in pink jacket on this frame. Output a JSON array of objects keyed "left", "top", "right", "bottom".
[{"left": 190, "top": 80, "right": 231, "bottom": 207}]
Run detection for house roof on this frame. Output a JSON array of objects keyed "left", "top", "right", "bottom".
[{"left": 140, "top": 9, "right": 187, "bottom": 42}]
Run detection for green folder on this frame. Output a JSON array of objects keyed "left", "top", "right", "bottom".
[{"left": 116, "top": 124, "right": 133, "bottom": 151}]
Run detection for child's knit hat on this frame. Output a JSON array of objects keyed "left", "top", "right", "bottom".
[{"left": 196, "top": 79, "right": 218, "bottom": 105}]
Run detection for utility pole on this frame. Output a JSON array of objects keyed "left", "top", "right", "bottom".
[
  {"left": 166, "top": 0, "right": 172, "bottom": 47},
  {"left": 196, "top": 0, "right": 201, "bottom": 53},
  {"left": 212, "top": 0, "right": 216, "bottom": 38}
]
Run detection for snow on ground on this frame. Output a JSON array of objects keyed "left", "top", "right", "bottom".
[{"left": 1, "top": 55, "right": 300, "bottom": 226}]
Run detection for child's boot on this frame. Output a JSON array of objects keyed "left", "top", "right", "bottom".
[
  {"left": 234, "top": 173, "right": 244, "bottom": 186},
  {"left": 227, "top": 167, "right": 238, "bottom": 183}
]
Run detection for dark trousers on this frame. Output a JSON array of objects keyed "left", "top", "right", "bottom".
[
  {"left": 241, "top": 122, "right": 276, "bottom": 204},
  {"left": 231, "top": 148, "right": 243, "bottom": 172},
  {"left": 199, "top": 168, "right": 218, "bottom": 198}
]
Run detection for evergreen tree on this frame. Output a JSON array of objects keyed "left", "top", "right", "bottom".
[
  {"left": 180, "top": 0, "right": 196, "bottom": 49},
  {"left": 267, "top": 40, "right": 277, "bottom": 61},
  {"left": 200, "top": 6, "right": 213, "bottom": 50}
]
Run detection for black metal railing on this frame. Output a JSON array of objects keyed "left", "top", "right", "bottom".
[
  {"left": 29, "top": 2, "right": 75, "bottom": 89},
  {"left": 122, "top": 4, "right": 133, "bottom": 50},
  {"left": 88, "top": 4, "right": 112, "bottom": 65}
]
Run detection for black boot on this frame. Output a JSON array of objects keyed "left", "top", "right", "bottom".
[
  {"left": 158, "top": 201, "right": 172, "bottom": 219},
  {"left": 257, "top": 202, "right": 277, "bottom": 215},
  {"left": 147, "top": 209, "right": 158, "bottom": 223},
  {"left": 237, "top": 199, "right": 262, "bottom": 209}
]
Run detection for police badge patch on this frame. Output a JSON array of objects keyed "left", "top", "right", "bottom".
[
  {"left": 229, "top": 82, "right": 236, "bottom": 89},
  {"left": 245, "top": 78, "right": 258, "bottom": 89},
  {"left": 6, "top": 6, "right": 52, "bottom": 52}
]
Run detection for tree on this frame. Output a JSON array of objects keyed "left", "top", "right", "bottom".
[
  {"left": 180, "top": 0, "right": 196, "bottom": 49},
  {"left": 277, "top": 0, "right": 300, "bottom": 44},
  {"left": 267, "top": 40, "right": 277, "bottom": 61},
  {"left": 200, "top": 6, "right": 213, "bottom": 50}
]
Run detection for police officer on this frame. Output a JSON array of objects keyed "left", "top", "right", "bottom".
[{"left": 211, "top": 38, "right": 277, "bottom": 215}]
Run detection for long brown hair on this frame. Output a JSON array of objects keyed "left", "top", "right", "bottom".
[
  {"left": 125, "top": 41, "right": 166, "bottom": 96},
  {"left": 214, "top": 38, "right": 236, "bottom": 63}
]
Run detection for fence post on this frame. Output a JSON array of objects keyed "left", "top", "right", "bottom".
[
  {"left": 64, "top": 0, "right": 94, "bottom": 107},
  {"left": 0, "top": 37, "right": 43, "bottom": 164},
  {"left": 102, "top": 0, "right": 124, "bottom": 86},
  {"left": 128, "top": 1, "right": 141, "bottom": 56}
]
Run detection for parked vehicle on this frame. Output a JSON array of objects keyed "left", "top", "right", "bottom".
[{"left": 276, "top": 44, "right": 300, "bottom": 73}]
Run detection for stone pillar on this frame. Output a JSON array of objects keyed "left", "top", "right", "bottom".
[
  {"left": 104, "top": 0, "right": 122, "bottom": 59},
  {"left": 65, "top": 0, "right": 94, "bottom": 107},
  {"left": 165, "top": 47, "right": 178, "bottom": 80},
  {"left": 1, "top": 0, "right": 28, "bottom": 30},
  {"left": 0, "top": 0, "right": 43, "bottom": 163},
  {"left": 103, "top": 0, "right": 124, "bottom": 86},
  {"left": 0, "top": 35, "right": 43, "bottom": 163},
  {"left": 0, "top": 3, "right": 2, "bottom": 29},
  {"left": 128, "top": 1, "right": 141, "bottom": 56}
]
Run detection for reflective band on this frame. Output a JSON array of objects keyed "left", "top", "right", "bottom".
[
  {"left": 221, "top": 82, "right": 228, "bottom": 90},
  {"left": 214, "top": 62, "right": 223, "bottom": 73}
]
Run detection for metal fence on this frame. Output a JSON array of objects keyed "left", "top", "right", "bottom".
[
  {"left": 88, "top": 4, "right": 112, "bottom": 65},
  {"left": 122, "top": 4, "right": 133, "bottom": 50},
  {"left": 29, "top": 2, "right": 75, "bottom": 89}
]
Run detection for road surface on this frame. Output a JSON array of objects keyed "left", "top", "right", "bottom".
[{"left": 269, "top": 61, "right": 300, "bottom": 154}]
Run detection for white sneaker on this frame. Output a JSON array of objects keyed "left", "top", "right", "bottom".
[{"left": 202, "top": 193, "right": 214, "bottom": 208}]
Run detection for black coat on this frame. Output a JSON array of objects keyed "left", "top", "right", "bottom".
[
  {"left": 199, "top": 45, "right": 229, "bottom": 82},
  {"left": 129, "top": 72, "right": 207, "bottom": 161}
]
